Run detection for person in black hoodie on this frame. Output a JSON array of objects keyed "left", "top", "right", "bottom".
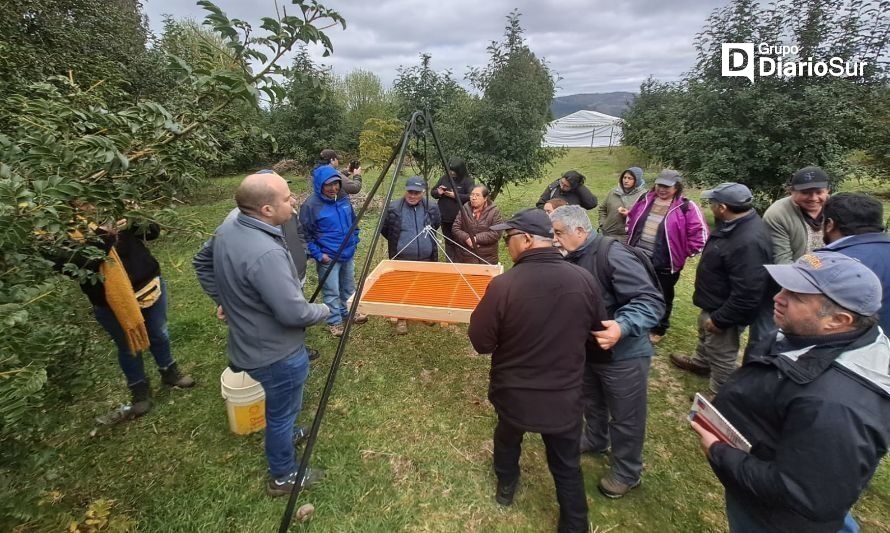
[
  {"left": 536, "top": 170, "right": 598, "bottom": 210},
  {"left": 431, "top": 157, "right": 474, "bottom": 261},
  {"left": 469, "top": 208, "right": 607, "bottom": 533},
  {"left": 670, "top": 183, "right": 773, "bottom": 395}
]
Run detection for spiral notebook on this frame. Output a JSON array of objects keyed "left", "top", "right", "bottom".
[{"left": 689, "top": 393, "right": 751, "bottom": 452}]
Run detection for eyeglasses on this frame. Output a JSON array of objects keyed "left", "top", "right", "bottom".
[
  {"left": 503, "top": 231, "right": 525, "bottom": 244},
  {"left": 469, "top": 193, "right": 484, "bottom": 198}
]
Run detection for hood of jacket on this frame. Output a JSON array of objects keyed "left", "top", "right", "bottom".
[
  {"left": 616, "top": 167, "right": 645, "bottom": 194},
  {"left": 312, "top": 165, "right": 342, "bottom": 202}
]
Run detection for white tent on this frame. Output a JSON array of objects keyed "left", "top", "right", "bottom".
[{"left": 542, "top": 110, "right": 622, "bottom": 148}]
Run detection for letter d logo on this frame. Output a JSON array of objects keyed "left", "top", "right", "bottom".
[{"left": 722, "top": 43, "right": 754, "bottom": 83}]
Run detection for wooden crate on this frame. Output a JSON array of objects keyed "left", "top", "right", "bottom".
[{"left": 350, "top": 260, "right": 503, "bottom": 323}]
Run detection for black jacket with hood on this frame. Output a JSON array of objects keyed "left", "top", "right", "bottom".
[
  {"left": 432, "top": 158, "right": 474, "bottom": 223},
  {"left": 709, "top": 326, "right": 890, "bottom": 533}
]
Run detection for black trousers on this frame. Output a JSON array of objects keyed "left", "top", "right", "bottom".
[
  {"left": 493, "top": 417, "right": 588, "bottom": 533},
  {"left": 653, "top": 270, "right": 682, "bottom": 335},
  {"left": 441, "top": 221, "right": 458, "bottom": 261}
]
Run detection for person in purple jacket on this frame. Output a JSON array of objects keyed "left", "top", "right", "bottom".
[{"left": 626, "top": 170, "right": 708, "bottom": 343}]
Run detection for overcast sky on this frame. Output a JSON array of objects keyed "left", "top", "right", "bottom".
[{"left": 142, "top": 0, "right": 731, "bottom": 96}]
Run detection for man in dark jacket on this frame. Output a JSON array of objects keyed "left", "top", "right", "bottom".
[
  {"left": 468, "top": 208, "right": 607, "bottom": 533},
  {"left": 691, "top": 251, "right": 890, "bottom": 533},
  {"left": 380, "top": 176, "right": 441, "bottom": 262},
  {"left": 536, "top": 170, "right": 598, "bottom": 210},
  {"left": 670, "top": 183, "right": 773, "bottom": 395},
  {"left": 550, "top": 204, "right": 664, "bottom": 499},
  {"left": 818, "top": 192, "right": 890, "bottom": 334},
  {"left": 380, "top": 176, "right": 441, "bottom": 335},
  {"left": 431, "top": 157, "right": 474, "bottom": 260}
]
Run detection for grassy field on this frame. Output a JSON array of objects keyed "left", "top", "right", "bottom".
[{"left": 22, "top": 148, "right": 890, "bottom": 532}]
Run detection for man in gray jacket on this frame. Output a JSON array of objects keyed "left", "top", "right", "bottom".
[
  {"left": 550, "top": 205, "right": 665, "bottom": 499},
  {"left": 194, "top": 171, "right": 330, "bottom": 496}
]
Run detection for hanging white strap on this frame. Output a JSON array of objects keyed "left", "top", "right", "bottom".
[
  {"left": 392, "top": 224, "right": 437, "bottom": 260},
  {"left": 431, "top": 235, "right": 483, "bottom": 302}
]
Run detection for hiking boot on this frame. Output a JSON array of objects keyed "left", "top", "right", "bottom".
[
  {"left": 130, "top": 380, "right": 152, "bottom": 416},
  {"left": 598, "top": 475, "right": 640, "bottom": 499},
  {"left": 267, "top": 468, "right": 325, "bottom": 497},
  {"left": 293, "top": 426, "right": 310, "bottom": 447},
  {"left": 669, "top": 354, "right": 711, "bottom": 377},
  {"left": 307, "top": 348, "right": 320, "bottom": 361},
  {"left": 351, "top": 313, "right": 368, "bottom": 325},
  {"left": 329, "top": 323, "right": 344, "bottom": 337},
  {"left": 95, "top": 380, "right": 151, "bottom": 425},
  {"left": 159, "top": 362, "right": 195, "bottom": 388},
  {"left": 495, "top": 477, "right": 519, "bottom": 506},
  {"left": 395, "top": 319, "right": 408, "bottom": 335}
]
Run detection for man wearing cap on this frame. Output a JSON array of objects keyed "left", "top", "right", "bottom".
[
  {"left": 819, "top": 192, "right": 890, "bottom": 335},
  {"left": 690, "top": 251, "right": 890, "bottom": 533},
  {"left": 670, "top": 183, "right": 773, "bottom": 396},
  {"left": 317, "top": 148, "right": 362, "bottom": 194},
  {"left": 380, "top": 176, "right": 441, "bottom": 334},
  {"left": 299, "top": 165, "right": 367, "bottom": 337},
  {"left": 193, "top": 171, "right": 331, "bottom": 496},
  {"left": 763, "top": 166, "right": 831, "bottom": 264},
  {"left": 469, "top": 208, "right": 608, "bottom": 533}
]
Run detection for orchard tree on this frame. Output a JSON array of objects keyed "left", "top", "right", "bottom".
[
  {"left": 623, "top": 0, "right": 889, "bottom": 203},
  {"left": 459, "top": 10, "right": 559, "bottom": 199},
  {"left": 393, "top": 53, "right": 465, "bottom": 122},
  {"left": 267, "top": 47, "right": 347, "bottom": 164},
  {"left": 334, "top": 69, "right": 397, "bottom": 152}
]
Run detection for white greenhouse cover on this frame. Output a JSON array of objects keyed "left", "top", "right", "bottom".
[{"left": 542, "top": 110, "right": 622, "bottom": 148}]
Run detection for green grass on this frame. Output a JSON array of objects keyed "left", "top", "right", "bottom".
[{"left": 21, "top": 148, "right": 890, "bottom": 532}]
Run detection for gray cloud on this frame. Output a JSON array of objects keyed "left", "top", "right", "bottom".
[{"left": 142, "top": 0, "right": 731, "bottom": 94}]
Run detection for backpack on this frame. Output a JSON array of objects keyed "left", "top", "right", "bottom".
[{"left": 592, "top": 236, "right": 662, "bottom": 310}]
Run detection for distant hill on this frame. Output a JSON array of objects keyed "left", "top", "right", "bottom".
[{"left": 551, "top": 92, "right": 636, "bottom": 119}]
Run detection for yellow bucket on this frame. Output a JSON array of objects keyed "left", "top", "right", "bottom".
[{"left": 220, "top": 368, "right": 266, "bottom": 435}]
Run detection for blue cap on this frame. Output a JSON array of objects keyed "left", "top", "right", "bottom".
[
  {"left": 765, "top": 251, "right": 882, "bottom": 316},
  {"left": 405, "top": 176, "right": 426, "bottom": 192}
]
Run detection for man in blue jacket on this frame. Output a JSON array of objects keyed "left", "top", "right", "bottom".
[
  {"left": 193, "top": 171, "right": 331, "bottom": 496},
  {"left": 819, "top": 192, "right": 890, "bottom": 334},
  {"left": 299, "top": 165, "right": 367, "bottom": 337},
  {"left": 691, "top": 252, "right": 890, "bottom": 533},
  {"left": 550, "top": 205, "right": 665, "bottom": 499}
]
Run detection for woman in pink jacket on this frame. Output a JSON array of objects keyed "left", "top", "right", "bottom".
[{"left": 626, "top": 170, "right": 708, "bottom": 343}]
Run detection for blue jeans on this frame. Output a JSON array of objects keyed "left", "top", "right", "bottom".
[
  {"left": 246, "top": 348, "right": 310, "bottom": 479},
  {"left": 725, "top": 492, "right": 859, "bottom": 532},
  {"left": 93, "top": 278, "right": 174, "bottom": 387},
  {"left": 316, "top": 259, "right": 356, "bottom": 326}
]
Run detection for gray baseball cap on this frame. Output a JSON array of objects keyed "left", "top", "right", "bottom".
[
  {"left": 764, "top": 251, "right": 882, "bottom": 316},
  {"left": 491, "top": 208, "right": 553, "bottom": 238},
  {"left": 701, "top": 182, "right": 753, "bottom": 207},
  {"left": 654, "top": 169, "right": 682, "bottom": 187}
]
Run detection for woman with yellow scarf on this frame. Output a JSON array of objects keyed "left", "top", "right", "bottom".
[{"left": 57, "top": 214, "right": 195, "bottom": 423}]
